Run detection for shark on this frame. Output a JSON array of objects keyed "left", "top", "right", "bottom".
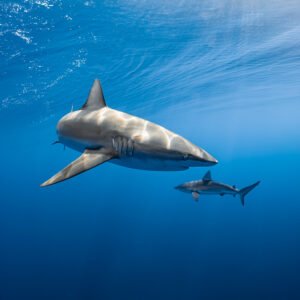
[
  {"left": 41, "top": 79, "right": 218, "bottom": 187},
  {"left": 175, "top": 171, "right": 260, "bottom": 205}
]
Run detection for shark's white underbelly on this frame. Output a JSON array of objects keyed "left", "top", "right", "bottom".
[
  {"left": 61, "top": 132, "right": 189, "bottom": 171},
  {"left": 199, "top": 189, "right": 236, "bottom": 195},
  {"left": 109, "top": 156, "right": 188, "bottom": 171},
  {"left": 62, "top": 137, "right": 187, "bottom": 171}
]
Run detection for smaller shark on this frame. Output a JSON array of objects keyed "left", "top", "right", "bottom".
[{"left": 175, "top": 171, "right": 260, "bottom": 206}]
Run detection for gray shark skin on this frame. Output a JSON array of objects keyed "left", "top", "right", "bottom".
[
  {"left": 41, "top": 79, "right": 217, "bottom": 187},
  {"left": 175, "top": 171, "right": 260, "bottom": 206}
]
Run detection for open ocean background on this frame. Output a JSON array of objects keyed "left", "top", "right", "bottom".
[{"left": 1, "top": 1, "right": 300, "bottom": 299}]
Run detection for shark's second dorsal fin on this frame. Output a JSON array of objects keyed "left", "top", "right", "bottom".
[
  {"left": 82, "top": 79, "right": 106, "bottom": 110},
  {"left": 203, "top": 170, "right": 212, "bottom": 182}
]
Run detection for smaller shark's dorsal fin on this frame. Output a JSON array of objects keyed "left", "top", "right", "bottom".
[
  {"left": 82, "top": 79, "right": 106, "bottom": 110},
  {"left": 203, "top": 170, "right": 212, "bottom": 182}
]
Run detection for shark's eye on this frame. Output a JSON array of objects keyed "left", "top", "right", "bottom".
[{"left": 183, "top": 153, "right": 189, "bottom": 160}]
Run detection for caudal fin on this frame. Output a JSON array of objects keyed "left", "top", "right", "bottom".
[{"left": 239, "top": 181, "right": 260, "bottom": 206}]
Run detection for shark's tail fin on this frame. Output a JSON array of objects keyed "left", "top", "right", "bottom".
[{"left": 239, "top": 181, "right": 260, "bottom": 206}]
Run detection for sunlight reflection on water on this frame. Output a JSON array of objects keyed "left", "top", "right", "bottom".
[{"left": 0, "top": 0, "right": 299, "bottom": 122}]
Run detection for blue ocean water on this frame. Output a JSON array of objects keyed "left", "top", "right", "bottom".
[{"left": 1, "top": 1, "right": 300, "bottom": 299}]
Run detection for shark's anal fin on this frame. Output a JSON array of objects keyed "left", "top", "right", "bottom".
[
  {"left": 192, "top": 192, "right": 199, "bottom": 201},
  {"left": 40, "top": 148, "right": 115, "bottom": 187},
  {"left": 82, "top": 79, "right": 106, "bottom": 110}
]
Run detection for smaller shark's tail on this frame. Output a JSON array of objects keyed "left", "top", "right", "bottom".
[{"left": 239, "top": 181, "right": 260, "bottom": 206}]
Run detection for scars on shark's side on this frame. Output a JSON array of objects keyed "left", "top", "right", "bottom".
[
  {"left": 41, "top": 79, "right": 218, "bottom": 187},
  {"left": 175, "top": 171, "right": 260, "bottom": 206}
]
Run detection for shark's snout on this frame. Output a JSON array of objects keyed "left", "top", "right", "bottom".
[
  {"left": 56, "top": 112, "right": 76, "bottom": 138},
  {"left": 175, "top": 183, "right": 190, "bottom": 193},
  {"left": 56, "top": 115, "right": 67, "bottom": 137},
  {"left": 175, "top": 184, "right": 185, "bottom": 191}
]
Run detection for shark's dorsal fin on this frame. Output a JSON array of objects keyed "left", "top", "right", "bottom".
[
  {"left": 203, "top": 170, "right": 212, "bottom": 182},
  {"left": 82, "top": 79, "right": 106, "bottom": 110}
]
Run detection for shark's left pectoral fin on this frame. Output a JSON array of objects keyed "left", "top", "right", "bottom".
[
  {"left": 41, "top": 148, "right": 116, "bottom": 187},
  {"left": 192, "top": 192, "right": 199, "bottom": 201}
]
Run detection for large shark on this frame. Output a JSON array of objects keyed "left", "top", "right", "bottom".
[
  {"left": 175, "top": 171, "right": 260, "bottom": 205},
  {"left": 41, "top": 79, "right": 217, "bottom": 187}
]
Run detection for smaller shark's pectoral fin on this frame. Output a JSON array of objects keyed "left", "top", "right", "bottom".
[
  {"left": 41, "top": 148, "right": 115, "bottom": 187},
  {"left": 192, "top": 192, "right": 199, "bottom": 201}
]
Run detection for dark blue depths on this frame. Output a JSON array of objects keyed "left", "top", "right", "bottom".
[{"left": 1, "top": 1, "right": 300, "bottom": 299}]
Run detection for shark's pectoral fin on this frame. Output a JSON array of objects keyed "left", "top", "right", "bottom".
[
  {"left": 41, "top": 148, "right": 116, "bottom": 187},
  {"left": 192, "top": 192, "right": 199, "bottom": 201}
]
